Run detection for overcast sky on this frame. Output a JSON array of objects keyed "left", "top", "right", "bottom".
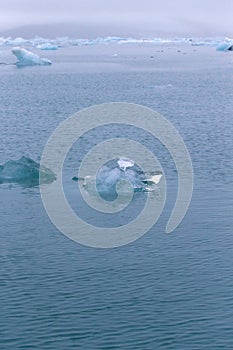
[{"left": 0, "top": 0, "right": 232, "bottom": 38}]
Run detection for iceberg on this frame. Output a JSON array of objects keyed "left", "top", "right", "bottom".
[
  {"left": 11, "top": 47, "right": 52, "bottom": 67},
  {"left": 0, "top": 156, "right": 56, "bottom": 186},
  {"left": 216, "top": 42, "right": 233, "bottom": 51},
  {"left": 73, "top": 157, "right": 163, "bottom": 198}
]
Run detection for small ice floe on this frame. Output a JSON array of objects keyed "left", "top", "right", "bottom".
[
  {"left": 117, "top": 157, "right": 135, "bottom": 171},
  {"left": 11, "top": 47, "right": 52, "bottom": 67},
  {"left": 145, "top": 84, "right": 173, "bottom": 89}
]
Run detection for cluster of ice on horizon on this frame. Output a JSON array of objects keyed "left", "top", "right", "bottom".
[
  {"left": 0, "top": 156, "right": 56, "bottom": 186},
  {"left": 36, "top": 43, "right": 58, "bottom": 50},
  {"left": 11, "top": 47, "right": 52, "bottom": 66},
  {"left": 75, "top": 157, "right": 163, "bottom": 197},
  {"left": 0, "top": 35, "right": 232, "bottom": 49}
]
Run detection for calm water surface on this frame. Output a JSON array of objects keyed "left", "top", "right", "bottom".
[{"left": 0, "top": 44, "right": 233, "bottom": 349}]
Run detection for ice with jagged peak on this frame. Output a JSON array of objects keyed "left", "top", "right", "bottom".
[
  {"left": 216, "top": 42, "right": 233, "bottom": 51},
  {"left": 0, "top": 156, "right": 56, "bottom": 186},
  {"left": 11, "top": 47, "right": 52, "bottom": 67},
  {"left": 73, "top": 157, "right": 163, "bottom": 198}
]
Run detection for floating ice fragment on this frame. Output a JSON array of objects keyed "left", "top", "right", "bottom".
[
  {"left": 117, "top": 157, "right": 135, "bottom": 170},
  {"left": 11, "top": 47, "right": 52, "bottom": 67},
  {"left": 143, "top": 174, "right": 163, "bottom": 185}
]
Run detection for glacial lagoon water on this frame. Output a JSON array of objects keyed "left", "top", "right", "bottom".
[{"left": 0, "top": 43, "right": 233, "bottom": 349}]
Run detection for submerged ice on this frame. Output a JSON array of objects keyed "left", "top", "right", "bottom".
[
  {"left": 74, "top": 158, "right": 163, "bottom": 198},
  {"left": 0, "top": 156, "right": 56, "bottom": 186},
  {"left": 11, "top": 47, "right": 52, "bottom": 67}
]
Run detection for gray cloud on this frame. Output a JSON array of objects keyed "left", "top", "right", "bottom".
[{"left": 0, "top": 0, "right": 232, "bottom": 37}]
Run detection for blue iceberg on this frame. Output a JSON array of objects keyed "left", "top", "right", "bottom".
[
  {"left": 0, "top": 156, "right": 56, "bottom": 186},
  {"left": 216, "top": 42, "right": 233, "bottom": 51},
  {"left": 11, "top": 47, "right": 52, "bottom": 67},
  {"left": 73, "top": 157, "right": 163, "bottom": 198}
]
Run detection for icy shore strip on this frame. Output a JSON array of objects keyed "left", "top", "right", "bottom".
[{"left": 0, "top": 35, "right": 232, "bottom": 48}]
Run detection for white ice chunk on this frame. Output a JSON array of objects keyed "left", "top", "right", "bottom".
[
  {"left": 146, "top": 174, "right": 163, "bottom": 185},
  {"left": 117, "top": 157, "right": 135, "bottom": 170}
]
